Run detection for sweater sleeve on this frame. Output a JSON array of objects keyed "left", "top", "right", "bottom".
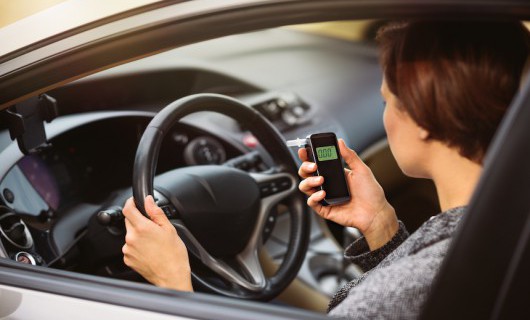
[
  {"left": 328, "top": 238, "right": 451, "bottom": 319},
  {"left": 344, "top": 221, "right": 409, "bottom": 272}
]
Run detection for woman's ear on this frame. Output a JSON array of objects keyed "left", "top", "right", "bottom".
[{"left": 419, "top": 127, "right": 430, "bottom": 140}]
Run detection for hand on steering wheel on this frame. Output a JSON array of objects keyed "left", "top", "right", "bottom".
[{"left": 122, "top": 195, "right": 192, "bottom": 292}]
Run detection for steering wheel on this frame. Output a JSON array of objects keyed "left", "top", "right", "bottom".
[{"left": 132, "top": 93, "right": 310, "bottom": 300}]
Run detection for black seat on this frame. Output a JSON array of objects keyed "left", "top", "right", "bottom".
[{"left": 420, "top": 75, "right": 530, "bottom": 319}]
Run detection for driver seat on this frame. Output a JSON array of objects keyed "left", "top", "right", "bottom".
[{"left": 420, "top": 66, "right": 530, "bottom": 320}]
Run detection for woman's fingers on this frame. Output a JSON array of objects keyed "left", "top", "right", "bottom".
[
  {"left": 297, "top": 147, "right": 318, "bottom": 179},
  {"left": 298, "top": 176, "right": 324, "bottom": 195},
  {"left": 144, "top": 195, "right": 171, "bottom": 227},
  {"left": 123, "top": 197, "right": 150, "bottom": 227},
  {"left": 307, "top": 190, "right": 325, "bottom": 210},
  {"left": 298, "top": 161, "right": 317, "bottom": 179},
  {"left": 298, "top": 147, "right": 308, "bottom": 162}
]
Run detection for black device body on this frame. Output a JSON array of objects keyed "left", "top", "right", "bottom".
[{"left": 306, "top": 132, "right": 350, "bottom": 206}]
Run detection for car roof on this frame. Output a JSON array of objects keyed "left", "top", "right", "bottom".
[{"left": 0, "top": 0, "right": 164, "bottom": 57}]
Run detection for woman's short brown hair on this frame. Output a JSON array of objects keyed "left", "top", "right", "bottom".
[{"left": 377, "top": 20, "right": 530, "bottom": 163}]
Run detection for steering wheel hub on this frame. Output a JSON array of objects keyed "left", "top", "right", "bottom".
[{"left": 155, "top": 165, "right": 260, "bottom": 257}]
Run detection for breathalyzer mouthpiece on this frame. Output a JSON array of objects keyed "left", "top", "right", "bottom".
[{"left": 285, "top": 138, "right": 308, "bottom": 148}]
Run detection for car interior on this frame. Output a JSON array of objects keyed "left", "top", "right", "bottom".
[
  {"left": 1, "top": 11, "right": 527, "bottom": 318},
  {"left": 0, "top": 19, "right": 444, "bottom": 313}
]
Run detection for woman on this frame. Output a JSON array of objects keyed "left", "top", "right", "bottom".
[{"left": 121, "top": 20, "right": 530, "bottom": 318}]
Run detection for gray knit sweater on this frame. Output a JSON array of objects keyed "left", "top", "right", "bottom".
[{"left": 328, "top": 206, "right": 466, "bottom": 319}]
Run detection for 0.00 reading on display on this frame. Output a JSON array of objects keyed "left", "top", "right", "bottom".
[{"left": 316, "top": 146, "right": 338, "bottom": 161}]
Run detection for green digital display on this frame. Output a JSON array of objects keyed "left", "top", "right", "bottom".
[{"left": 316, "top": 146, "right": 338, "bottom": 161}]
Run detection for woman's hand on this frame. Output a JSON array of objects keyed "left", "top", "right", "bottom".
[
  {"left": 122, "top": 195, "right": 193, "bottom": 292},
  {"left": 298, "top": 139, "right": 399, "bottom": 250}
]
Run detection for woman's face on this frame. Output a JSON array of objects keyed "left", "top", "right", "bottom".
[{"left": 381, "top": 78, "right": 430, "bottom": 178}]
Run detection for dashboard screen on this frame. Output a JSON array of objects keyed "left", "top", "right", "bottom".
[{"left": 18, "top": 155, "right": 62, "bottom": 210}]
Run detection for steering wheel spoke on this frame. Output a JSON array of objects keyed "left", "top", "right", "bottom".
[
  {"left": 251, "top": 171, "right": 297, "bottom": 201},
  {"left": 171, "top": 220, "right": 267, "bottom": 292},
  {"left": 247, "top": 171, "right": 298, "bottom": 246},
  {"left": 236, "top": 247, "right": 267, "bottom": 290}
]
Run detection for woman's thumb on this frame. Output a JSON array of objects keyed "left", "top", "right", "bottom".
[
  {"left": 145, "top": 195, "right": 169, "bottom": 226},
  {"left": 338, "top": 139, "right": 363, "bottom": 169}
]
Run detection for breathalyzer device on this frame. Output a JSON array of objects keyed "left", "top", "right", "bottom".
[{"left": 287, "top": 132, "right": 350, "bottom": 206}]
